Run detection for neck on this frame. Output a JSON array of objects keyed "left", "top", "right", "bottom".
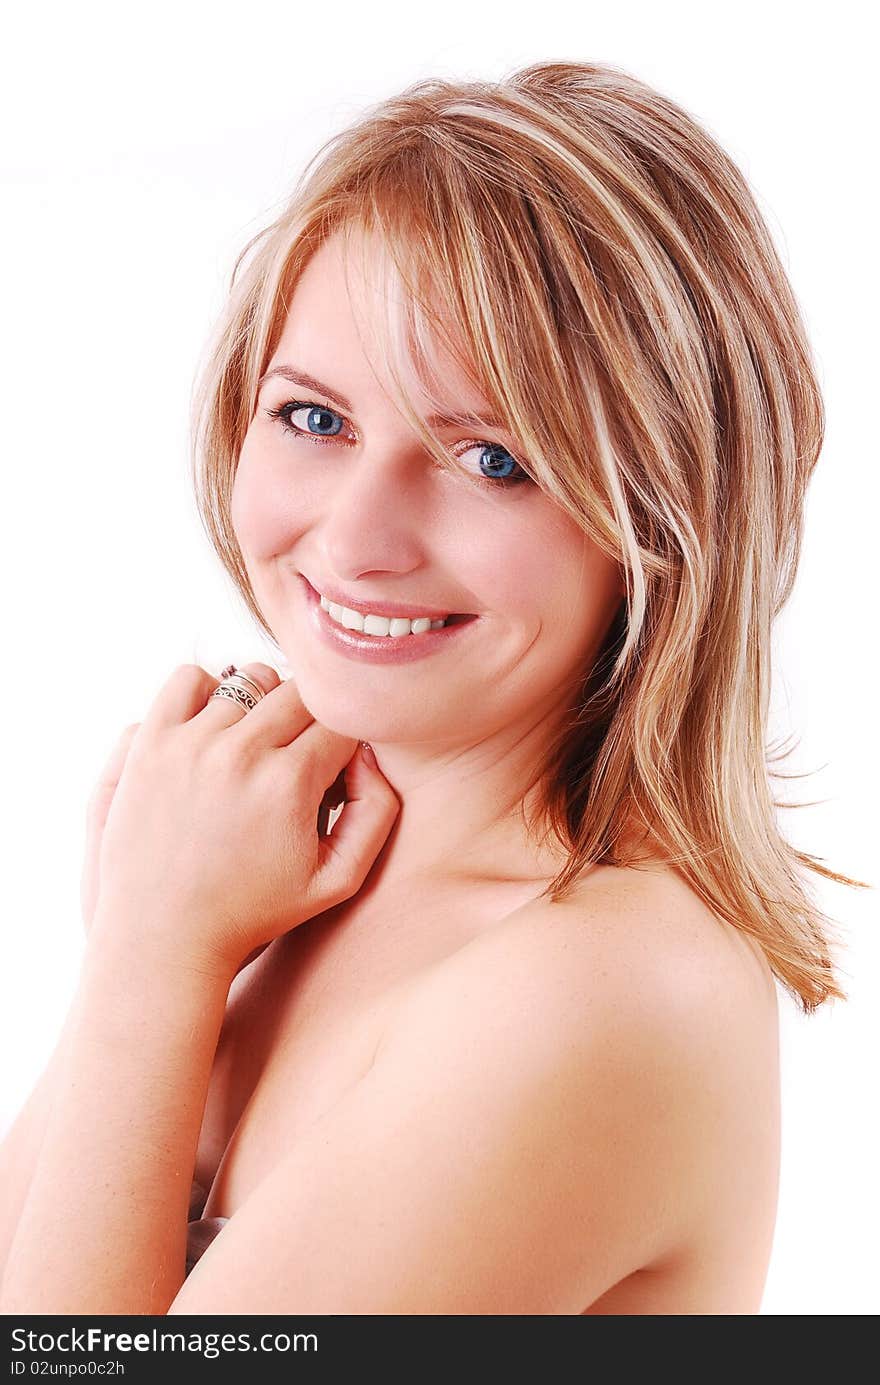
[{"left": 345, "top": 720, "right": 565, "bottom": 900}]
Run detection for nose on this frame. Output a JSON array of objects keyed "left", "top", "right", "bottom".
[{"left": 315, "top": 439, "right": 436, "bottom": 579}]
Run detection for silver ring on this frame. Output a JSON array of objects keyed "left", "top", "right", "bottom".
[
  {"left": 209, "top": 669, "right": 266, "bottom": 714},
  {"left": 225, "top": 668, "right": 264, "bottom": 700},
  {"left": 217, "top": 665, "right": 265, "bottom": 700}
]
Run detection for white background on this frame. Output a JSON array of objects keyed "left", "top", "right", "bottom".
[{"left": 1, "top": 0, "right": 876, "bottom": 1315}]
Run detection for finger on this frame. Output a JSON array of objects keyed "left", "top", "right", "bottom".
[
  {"left": 312, "top": 742, "right": 400, "bottom": 905},
  {"left": 316, "top": 767, "right": 348, "bottom": 838},
  {"left": 282, "top": 718, "right": 362, "bottom": 806},
  {"left": 233, "top": 672, "right": 316, "bottom": 749},
  {"left": 82, "top": 722, "right": 141, "bottom": 931},
  {"left": 139, "top": 664, "right": 222, "bottom": 732},
  {"left": 87, "top": 722, "right": 142, "bottom": 813},
  {"left": 198, "top": 662, "right": 283, "bottom": 729},
  {"left": 139, "top": 663, "right": 281, "bottom": 734},
  {"left": 316, "top": 799, "right": 332, "bottom": 838},
  {"left": 322, "top": 766, "right": 349, "bottom": 811}
]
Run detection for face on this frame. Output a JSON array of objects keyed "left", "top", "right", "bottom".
[{"left": 231, "top": 229, "right": 624, "bottom": 749}]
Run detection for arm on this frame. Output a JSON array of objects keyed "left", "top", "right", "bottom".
[
  {"left": 0, "top": 664, "right": 396, "bottom": 1313},
  {"left": 0, "top": 1040, "right": 68, "bottom": 1281},
  {"left": 0, "top": 942, "right": 260, "bottom": 1292},
  {"left": 0, "top": 914, "right": 233, "bottom": 1315},
  {"left": 168, "top": 893, "right": 718, "bottom": 1315},
  {"left": 0, "top": 718, "right": 139, "bottom": 1283}
]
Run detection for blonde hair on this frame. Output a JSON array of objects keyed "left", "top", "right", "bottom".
[{"left": 190, "top": 59, "right": 869, "bottom": 1013}]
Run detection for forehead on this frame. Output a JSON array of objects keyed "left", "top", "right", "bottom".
[{"left": 274, "top": 227, "right": 490, "bottom": 420}]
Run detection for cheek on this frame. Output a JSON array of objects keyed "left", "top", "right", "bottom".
[
  {"left": 460, "top": 500, "right": 562, "bottom": 617},
  {"left": 230, "top": 451, "right": 303, "bottom": 563},
  {"left": 509, "top": 509, "right": 622, "bottom": 648}
]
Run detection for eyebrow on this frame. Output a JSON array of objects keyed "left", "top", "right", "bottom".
[{"left": 257, "top": 365, "right": 505, "bottom": 432}]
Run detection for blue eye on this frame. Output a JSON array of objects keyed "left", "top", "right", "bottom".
[
  {"left": 264, "top": 398, "right": 532, "bottom": 490},
  {"left": 454, "top": 441, "right": 530, "bottom": 488},
  {"left": 266, "top": 402, "right": 345, "bottom": 438}
]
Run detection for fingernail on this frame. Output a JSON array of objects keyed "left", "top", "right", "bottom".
[{"left": 360, "top": 741, "right": 377, "bottom": 769}]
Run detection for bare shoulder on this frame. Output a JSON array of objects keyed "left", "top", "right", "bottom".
[
  {"left": 548, "top": 860, "right": 776, "bottom": 1003},
  {"left": 370, "top": 859, "right": 780, "bottom": 1296},
  {"left": 389, "top": 858, "right": 780, "bottom": 1263},
  {"left": 172, "top": 860, "right": 780, "bottom": 1313},
  {"left": 505, "top": 860, "right": 780, "bottom": 1128},
  {"left": 392, "top": 858, "right": 777, "bottom": 1065}
]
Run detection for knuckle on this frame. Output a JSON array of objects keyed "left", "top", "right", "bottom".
[{"left": 162, "top": 663, "right": 210, "bottom": 692}]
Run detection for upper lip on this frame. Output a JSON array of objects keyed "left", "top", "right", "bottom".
[{"left": 302, "top": 575, "right": 468, "bottom": 620}]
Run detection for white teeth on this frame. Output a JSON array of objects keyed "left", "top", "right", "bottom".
[{"left": 320, "top": 594, "right": 447, "bottom": 637}]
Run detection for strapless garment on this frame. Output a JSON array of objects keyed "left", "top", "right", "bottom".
[{"left": 185, "top": 1178, "right": 229, "bottom": 1278}]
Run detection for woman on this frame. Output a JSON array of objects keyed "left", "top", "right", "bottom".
[{"left": 0, "top": 60, "right": 862, "bottom": 1315}]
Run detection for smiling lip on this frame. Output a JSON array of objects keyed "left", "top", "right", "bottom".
[
  {"left": 300, "top": 575, "right": 479, "bottom": 664},
  {"left": 301, "top": 575, "right": 471, "bottom": 622}
]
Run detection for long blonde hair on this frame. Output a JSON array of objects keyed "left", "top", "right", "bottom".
[{"left": 190, "top": 59, "right": 869, "bottom": 1013}]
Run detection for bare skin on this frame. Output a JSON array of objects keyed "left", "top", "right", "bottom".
[
  {"left": 0, "top": 673, "right": 780, "bottom": 1313},
  {"left": 201, "top": 230, "right": 779, "bottom": 1309},
  {"left": 0, "top": 226, "right": 781, "bottom": 1313},
  {"left": 189, "top": 839, "right": 780, "bottom": 1315},
  {"left": 229, "top": 228, "right": 628, "bottom": 896}
]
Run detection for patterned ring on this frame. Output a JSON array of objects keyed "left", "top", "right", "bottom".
[
  {"left": 222, "top": 669, "right": 265, "bottom": 700},
  {"left": 208, "top": 674, "right": 264, "bottom": 713}
]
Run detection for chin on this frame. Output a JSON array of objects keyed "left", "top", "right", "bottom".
[
  {"left": 284, "top": 659, "right": 457, "bottom": 741},
  {"left": 286, "top": 681, "right": 378, "bottom": 738}
]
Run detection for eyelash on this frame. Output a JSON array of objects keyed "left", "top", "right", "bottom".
[{"left": 263, "top": 399, "right": 532, "bottom": 490}]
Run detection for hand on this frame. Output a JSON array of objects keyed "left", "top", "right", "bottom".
[
  {"left": 81, "top": 722, "right": 141, "bottom": 937},
  {"left": 87, "top": 662, "right": 399, "bottom": 978},
  {"left": 80, "top": 707, "right": 349, "bottom": 949}
]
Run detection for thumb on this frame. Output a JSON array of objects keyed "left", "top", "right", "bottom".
[{"left": 313, "top": 742, "right": 399, "bottom": 903}]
